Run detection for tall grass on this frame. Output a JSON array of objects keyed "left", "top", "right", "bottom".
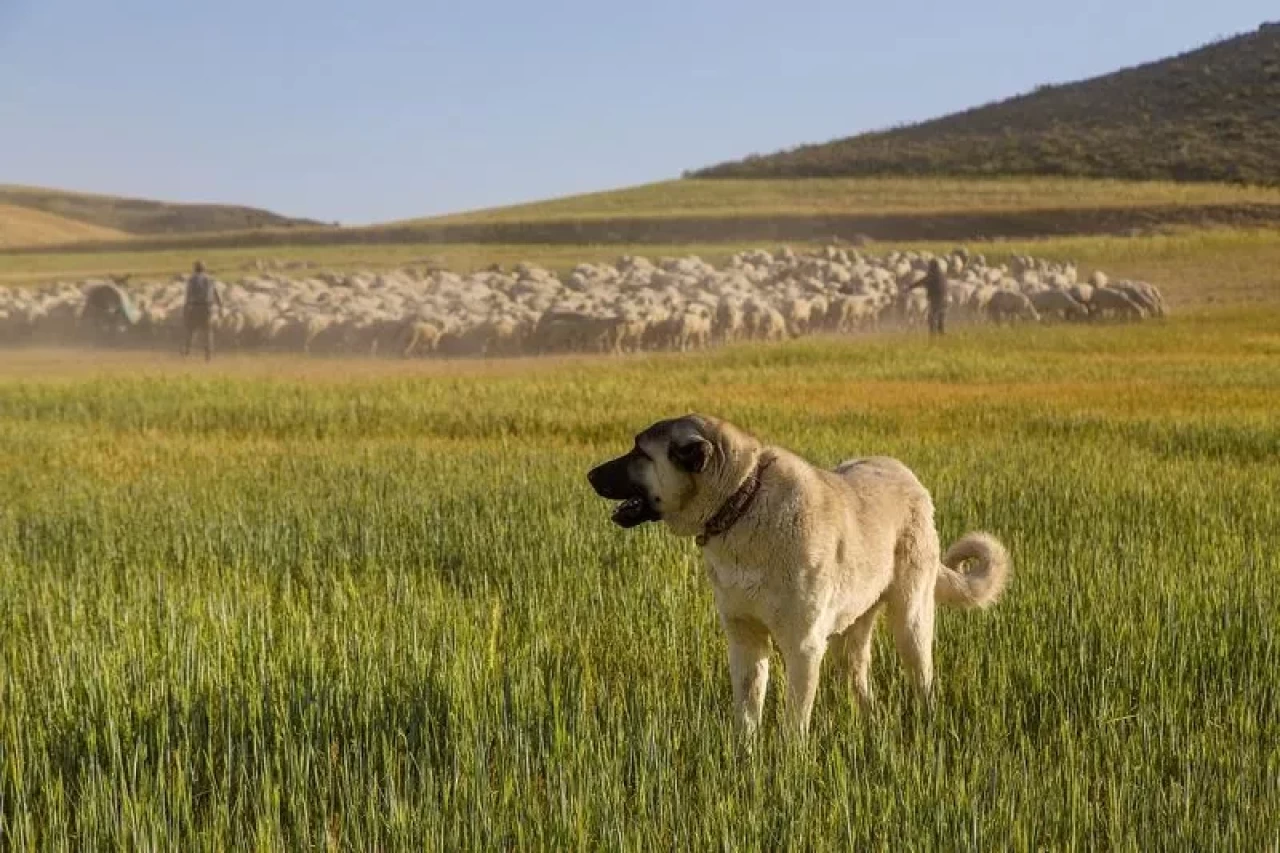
[{"left": 1, "top": 313, "right": 1278, "bottom": 848}]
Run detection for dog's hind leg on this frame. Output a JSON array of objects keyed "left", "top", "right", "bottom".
[
  {"left": 887, "top": 594, "right": 935, "bottom": 705},
  {"left": 888, "top": 520, "right": 940, "bottom": 705},
  {"left": 836, "top": 601, "right": 884, "bottom": 714},
  {"left": 723, "top": 617, "right": 772, "bottom": 737}
]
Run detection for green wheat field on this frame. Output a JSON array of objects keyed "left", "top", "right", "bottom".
[{"left": 2, "top": 310, "right": 1278, "bottom": 849}]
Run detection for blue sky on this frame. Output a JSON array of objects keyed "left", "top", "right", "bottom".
[{"left": 0, "top": 1, "right": 1272, "bottom": 224}]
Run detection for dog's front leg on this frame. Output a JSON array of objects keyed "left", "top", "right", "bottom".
[
  {"left": 723, "top": 617, "right": 771, "bottom": 737},
  {"left": 781, "top": 636, "right": 827, "bottom": 737}
]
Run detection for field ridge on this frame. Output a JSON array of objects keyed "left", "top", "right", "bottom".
[{"left": 6, "top": 199, "right": 1280, "bottom": 257}]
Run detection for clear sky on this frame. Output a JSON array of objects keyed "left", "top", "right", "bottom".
[{"left": 0, "top": 1, "right": 1272, "bottom": 224}]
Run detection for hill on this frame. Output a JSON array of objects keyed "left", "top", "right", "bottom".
[
  {"left": 0, "top": 204, "right": 129, "bottom": 248},
  {"left": 422, "top": 177, "right": 1280, "bottom": 224},
  {"left": 0, "top": 185, "right": 322, "bottom": 237},
  {"left": 5, "top": 175, "right": 1280, "bottom": 256},
  {"left": 691, "top": 23, "right": 1280, "bottom": 185}
]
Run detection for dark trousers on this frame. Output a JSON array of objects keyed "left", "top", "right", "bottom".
[
  {"left": 928, "top": 303, "right": 946, "bottom": 336},
  {"left": 183, "top": 304, "right": 214, "bottom": 360}
]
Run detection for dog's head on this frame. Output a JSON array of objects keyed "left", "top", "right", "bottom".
[{"left": 587, "top": 414, "right": 758, "bottom": 536}]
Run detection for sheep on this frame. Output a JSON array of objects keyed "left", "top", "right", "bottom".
[
  {"left": 1030, "top": 289, "right": 1090, "bottom": 323},
  {"left": 612, "top": 315, "right": 650, "bottom": 354},
  {"left": 713, "top": 298, "right": 745, "bottom": 343},
  {"left": 986, "top": 290, "right": 1041, "bottom": 324},
  {"left": 825, "top": 295, "right": 875, "bottom": 333},
  {"left": 0, "top": 247, "right": 1168, "bottom": 357},
  {"left": 400, "top": 320, "right": 442, "bottom": 357},
  {"left": 782, "top": 297, "right": 815, "bottom": 337},
  {"left": 1132, "top": 281, "right": 1168, "bottom": 316},
  {"left": 650, "top": 311, "right": 711, "bottom": 352},
  {"left": 1089, "top": 287, "right": 1147, "bottom": 321},
  {"left": 898, "top": 289, "right": 930, "bottom": 326},
  {"left": 1069, "top": 283, "right": 1095, "bottom": 306},
  {"left": 1113, "top": 280, "right": 1166, "bottom": 318},
  {"left": 742, "top": 301, "right": 787, "bottom": 342}
]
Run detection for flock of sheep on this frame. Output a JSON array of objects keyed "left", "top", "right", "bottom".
[{"left": 0, "top": 246, "right": 1167, "bottom": 357}]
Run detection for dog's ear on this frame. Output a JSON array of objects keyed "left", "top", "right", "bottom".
[{"left": 669, "top": 435, "right": 713, "bottom": 473}]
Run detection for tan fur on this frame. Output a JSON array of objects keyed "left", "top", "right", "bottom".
[{"left": 626, "top": 414, "right": 1010, "bottom": 737}]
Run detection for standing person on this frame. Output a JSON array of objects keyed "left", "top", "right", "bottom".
[
  {"left": 183, "top": 261, "right": 221, "bottom": 360},
  {"left": 911, "top": 258, "right": 949, "bottom": 337}
]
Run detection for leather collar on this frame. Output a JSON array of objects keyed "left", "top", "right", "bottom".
[{"left": 696, "top": 454, "right": 775, "bottom": 547}]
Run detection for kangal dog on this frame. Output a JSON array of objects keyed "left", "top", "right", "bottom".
[{"left": 588, "top": 414, "right": 1010, "bottom": 736}]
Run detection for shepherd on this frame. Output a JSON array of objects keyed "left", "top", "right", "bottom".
[
  {"left": 911, "top": 258, "right": 949, "bottom": 336},
  {"left": 183, "top": 261, "right": 222, "bottom": 360}
]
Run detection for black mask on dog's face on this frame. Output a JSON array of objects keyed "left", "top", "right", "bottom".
[
  {"left": 587, "top": 448, "right": 661, "bottom": 528},
  {"left": 587, "top": 417, "right": 716, "bottom": 529}
]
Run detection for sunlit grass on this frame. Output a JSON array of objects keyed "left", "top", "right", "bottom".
[
  {"left": 1, "top": 311, "right": 1277, "bottom": 847},
  {"left": 415, "top": 177, "right": 1280, "bottom": 224},
  {"left": 0, "top": 204, "right": 128, "bottom": 249}
]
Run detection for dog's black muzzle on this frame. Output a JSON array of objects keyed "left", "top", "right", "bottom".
[{"left": 587, "top": 453, "right": 661, "bottom": 528}]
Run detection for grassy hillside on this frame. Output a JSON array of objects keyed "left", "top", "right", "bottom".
[
  {"left": 0, "top": 204, "right": 129, "bottom": 248},
  {"left": 1, "top": 312, "right": 1278, "bottom": 848},
  {"left": 692, "top": 24, "right": 1280, "bottom": 185},
  {"left": 5, "top": 176, "right": 1280, "bottom": 256},
  {"left": 422, "top": 177, "right": 1280, "bottom": 224},
  {"left": 0, "top": 185, "right": 321, "bottom": 237}
]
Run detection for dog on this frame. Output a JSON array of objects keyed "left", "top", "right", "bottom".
[{"left": 587, "top": 414, "right": 1009, "bottom": 736}]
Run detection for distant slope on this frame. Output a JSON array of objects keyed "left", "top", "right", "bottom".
[
  {"left": 8, "top": 175, "right": 1280, "bottom": 257},
  {"left": 691, "top": 23, "right": 1280, "bottom": 185},
  {"left": 421, "top": 177, "right": 1280, "bottom": 224},
  {"left": 0, "top": 185, "right": 321, "bottom": 237},
  {"left": 0, "top": 204, "right": 129, "bottom": 248}
]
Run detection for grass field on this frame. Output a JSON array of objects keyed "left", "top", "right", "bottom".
[
  {"left": 1, "top": 309, "right": 1278, "bottom": 848},
  {"left": 420, "top": 177, "right": 1280, "bottom": 225}
]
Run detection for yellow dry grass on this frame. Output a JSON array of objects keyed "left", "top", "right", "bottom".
[{"left": 0, "top": 204, "right": 129, "bottom": 248}]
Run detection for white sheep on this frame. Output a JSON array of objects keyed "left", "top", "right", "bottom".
[{"left": 0, "top": 246, "right": 1168, "bottom": 357}]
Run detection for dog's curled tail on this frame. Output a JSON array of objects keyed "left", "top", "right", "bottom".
[{"left": 935, "top": 531, "right": 1010, "bottom": 609}]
